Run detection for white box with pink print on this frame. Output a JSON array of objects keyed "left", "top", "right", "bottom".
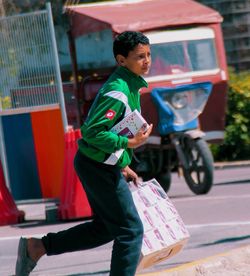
[
  {"left": 129, "top": 178, "right": 190, "bottom": 271},
  {"left": 110, "top": 109, "right": 149, "bottom": 138},
  {"left": 104, "top": 110, "right": 149, "bottom": 165}
]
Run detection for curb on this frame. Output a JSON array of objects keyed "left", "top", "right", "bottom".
[
  {"left": 214, "top": 160, "right": 250, "bottom": 170},
  {"left": 138, "top": 244, "right": 250, "bottom": 275}
]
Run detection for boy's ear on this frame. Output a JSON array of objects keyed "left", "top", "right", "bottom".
[{"left": 116, "top": 54, "right": 126, "bottom": 66}]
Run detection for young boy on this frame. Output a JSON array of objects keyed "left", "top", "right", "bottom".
[{"left": 15, "top": 31, "right": 153, "bottom": 276}]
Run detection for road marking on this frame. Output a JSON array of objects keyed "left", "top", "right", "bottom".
[
  {"left": 187, "top": 221, "right": 250, "bottom": 229},
  {"left": 1, "top": 221, "right": 250, "bottom": 242},
  {"left": 172, "top": 194, "right": 250, "bottom": 202}
]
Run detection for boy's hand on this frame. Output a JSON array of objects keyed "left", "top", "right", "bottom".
[
  {"left": 122, "top": 166, "right": 140, "bottom": 185},
  {"left": 127, "top": 124, "right": 153, "bottom": 149}
]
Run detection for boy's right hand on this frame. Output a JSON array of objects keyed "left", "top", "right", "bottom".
[{"left": 127, "top": 124, "right": 153, "bottom": 149}]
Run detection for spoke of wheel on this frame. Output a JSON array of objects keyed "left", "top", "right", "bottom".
[
  {"left": 190, "top": 165, "right": 206, "bottom": 173},
  {"left": 191, "top": 168, "right": 203, "bottom": 185},
  {"left": 183, "top": 138, "right": 206, "bottom": 185}
]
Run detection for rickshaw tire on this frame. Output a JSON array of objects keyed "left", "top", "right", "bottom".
[
  {"left": 182, "top": 137, "right": 214, "bottom": 195},
  {"left": 155, "top": 171, "right": 171, "bottom": 194}
]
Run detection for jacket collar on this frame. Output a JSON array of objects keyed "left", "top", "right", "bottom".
[{"left": 115, "top": 66, "right": 148, "bottom": 91}]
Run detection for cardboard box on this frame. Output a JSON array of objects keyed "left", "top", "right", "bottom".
[
  {"left": 129, "top": 179, "right": 190, "bottom": 271},
  {"left": 105, "top": 110, "right": 149, "bottom": 165}
]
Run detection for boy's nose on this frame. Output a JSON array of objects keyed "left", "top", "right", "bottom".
[{"left": 145, "top": 56, "right": 151, "bottom": 64}]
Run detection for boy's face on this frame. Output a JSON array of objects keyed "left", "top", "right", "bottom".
[{"left": 117, "top": 43, "right": 151, "bottom": 76}]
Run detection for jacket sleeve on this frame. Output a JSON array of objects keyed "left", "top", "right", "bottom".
[{"left": 81, "top": 93, "right": 129, "bottom": 154}]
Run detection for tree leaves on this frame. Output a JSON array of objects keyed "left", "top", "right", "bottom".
[{"left": 211, "top": 67, "right": 250, "bottom": 161}]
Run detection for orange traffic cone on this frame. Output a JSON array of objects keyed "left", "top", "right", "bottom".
[
  {"left": 0, "top": 161, "right": 25, "bottom": 226},
  {"left": 58, "top": 129, "right": 93, "bottom": 220}
]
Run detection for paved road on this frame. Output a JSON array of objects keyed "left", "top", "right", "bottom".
[
  {"left": 0, "top": 166, "right": 250, "bottom": 276},
  {"left": 152, "top": 165, "right": 250, "bottom": 272}
]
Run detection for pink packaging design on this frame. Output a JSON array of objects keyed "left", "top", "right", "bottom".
[
  {"left": 129, "top": 179, "right": 190, "bottom": 271},
  {"left": 105, "top": 110, "right": 149, "bottom": 165},
  {"left": 142, "top": 230, "right": 163, "bottom": 254},
  {"left": 110, "top": 109, "right": 149, "bottom": 137}
]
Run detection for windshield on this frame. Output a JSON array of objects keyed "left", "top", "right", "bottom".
[{"left": 146, "top": 28, "right": 218, "bottom": 77}]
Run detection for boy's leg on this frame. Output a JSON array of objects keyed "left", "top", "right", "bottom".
[
  {"left": 42, "top": 216, "right": 113, "bottom": 254},
  {"left": 42, "top": 152, "right": 116, "bottom": 254},
  {"left": 42, "top": 151, "right": 143, "bottom": 276},
  {"left": 74, "top": 152, "right": 143, "bottom": 276},
  {"left": 107, "top": 176, "right": 143, "bottom": 276}
]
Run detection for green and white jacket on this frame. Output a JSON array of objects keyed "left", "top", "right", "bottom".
[{"left": 78, "top": 66, "right": 148, "bottom": 168}]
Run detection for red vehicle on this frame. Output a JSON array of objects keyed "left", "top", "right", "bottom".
[{"left": 63, "top": 0, "right": 228, "bottom": 194}]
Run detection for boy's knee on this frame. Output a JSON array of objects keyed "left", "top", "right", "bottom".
[{"left": 132, "top": 219, "right": 144, "bottom": 241}]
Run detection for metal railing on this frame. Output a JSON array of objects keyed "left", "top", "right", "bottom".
[{"left": 0, "top": 3, "right": 67, "bottom": 126}]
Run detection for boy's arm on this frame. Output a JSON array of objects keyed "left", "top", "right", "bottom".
[{"left": 81, "top": 95, "right": 128, "bottom": 154}]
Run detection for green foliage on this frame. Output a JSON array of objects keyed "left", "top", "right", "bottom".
[
  {"left": 211, "top": 68, "right": 250, "bottom": 161},
  {"left": 0, "top": 96, "right": 11, "bottom": 109}
]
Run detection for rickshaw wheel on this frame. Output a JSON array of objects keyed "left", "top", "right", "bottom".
[
  {"left": 181, "top": 137, "right": 214, "bottom": 195},
  {"left": 155, "top": 170, "right": 171, "bottom": 193}
]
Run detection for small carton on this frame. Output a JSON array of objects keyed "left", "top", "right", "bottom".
[
  {"left": 105, "top": 110, "right": 149, "bottom": 165},
  {"left": 129, "top": 179, "right": 190, "bottom": 271},
  {"left": 110, "top": 109, "right": 149, "bottom": 138}
]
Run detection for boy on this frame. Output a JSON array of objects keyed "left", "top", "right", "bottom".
[{"left": 15, "top": 31, "right": 152, "bottom": 276}]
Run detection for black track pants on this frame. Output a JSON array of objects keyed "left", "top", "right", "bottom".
[{"left": 42, "top": 150, "right": 143, "bottom": 276}]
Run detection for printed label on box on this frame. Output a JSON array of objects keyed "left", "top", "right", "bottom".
[
  {"left": 142, "top": 230, "right": 163, "bottom": 254},
  {"left": 129, "top": 178, "right": 190, "bottom": 271},
  {"left": 105, "top": 110, "right": 149, "bottom": 165},
  {"left": 111, "top": 109, "right": 149, "bottom": 137}
]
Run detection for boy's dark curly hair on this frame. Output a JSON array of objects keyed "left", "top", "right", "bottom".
[{"left": 113, "top": 31, "right": 150, "bottom": 59}]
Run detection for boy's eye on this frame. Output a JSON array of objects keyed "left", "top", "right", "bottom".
[
  {"left": 138, "top": 52, "right": 151, "bottom": 59},
  {"left": 138, "top": 53, "right": 148, "bottom": 59}
]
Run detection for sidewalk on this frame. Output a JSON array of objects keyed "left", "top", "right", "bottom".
[{"left": 139, "top": 244, "right": 250, "bottom": 276}]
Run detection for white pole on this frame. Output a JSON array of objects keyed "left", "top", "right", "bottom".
[
  {"left": 0, "top": 116, "right": 10, "bottom": 190},
  {"left": 46, "top": 2, "right": 68, "bottom": 132}
]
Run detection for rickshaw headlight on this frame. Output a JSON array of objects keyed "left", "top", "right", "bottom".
[
  {"left": 162, "top": 88, "right": 210, "bottom": 125},
  {"left": 171, "top": 93, "right": 188, "bottom": 109}
]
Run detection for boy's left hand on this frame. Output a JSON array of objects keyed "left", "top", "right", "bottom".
[
  {"left": 122, "top": 166, "right": 140, "bottom": 186},
  {"left": 127, "top": 124, "right": 153, "bottom": 149}
]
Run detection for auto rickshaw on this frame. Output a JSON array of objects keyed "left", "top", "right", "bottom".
[{"left": 61, "top": 0, "right": 228, "bottom": 194}]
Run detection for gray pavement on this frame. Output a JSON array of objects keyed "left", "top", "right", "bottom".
[
  {"left": 139, "top": 162, "right": 250, "bottom": 275},
  {"left": 0, "top": 161, "right": 250, "bottom": 276}
]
